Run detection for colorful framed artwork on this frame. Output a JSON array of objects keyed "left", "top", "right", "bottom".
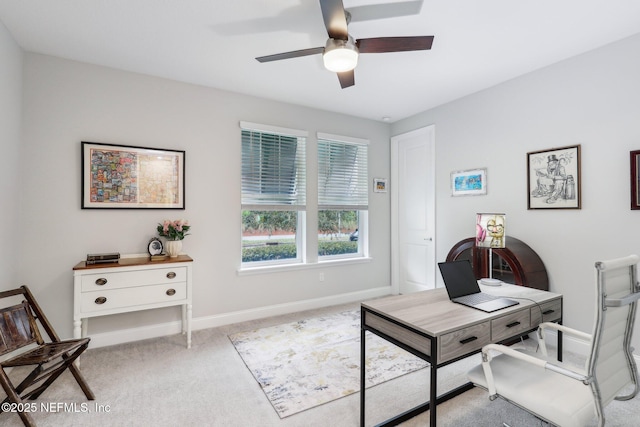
[
  {"left": 373, "top": 178, "right": 388, "bottom": 193},
  {"left": 527, "top": 145, "right": 581, "bottom": 210},
  {"left": 451, "top": 168, "right": 487, "bottom": 196},
  {"left": 81, "top": 141, "right": 185, "bottom": 209},
  {"left": 630, "top": 150, "right": 640, "bottom": 210}
]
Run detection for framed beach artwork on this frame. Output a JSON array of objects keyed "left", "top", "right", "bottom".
[
  {"left": 527, "top": 145, "right": 581, "bottom": 210},
  {"left": 451, "top": 168, "right": 487, "bottom": 196},
  {"left": 82, "top": 141, "right": 185, "bottom": 209}
]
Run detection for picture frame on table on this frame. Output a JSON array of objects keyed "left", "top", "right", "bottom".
[
  {"left": 82, "top": 141, "right": 185, "bottom": 209},
  {"left": 527, "top": 145, "right": 581, "bottom": 210},
  {"left": 451, "top": 168, "right": 487, "bottom": 196}
]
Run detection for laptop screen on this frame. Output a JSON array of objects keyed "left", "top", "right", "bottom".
[{"left": 438, "top": 260, "right": 482, "bottom": 299}]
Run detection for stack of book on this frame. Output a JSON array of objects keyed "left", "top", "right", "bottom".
[{"left": 86, "top": 252, "right": 120, "bottom": 265}]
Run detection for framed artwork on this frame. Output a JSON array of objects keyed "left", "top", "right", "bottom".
[
  {"left": 373, "top": 178, "right": 388, "bottom": 193},
  {"left": 82, "top": 141, "right": 185, "bottom": 209},
  {"left": 527, "top": 144, "right": 581, "bottom": 209},
  {"left": 630, "top": 150, "right": 640, "bottom": 210},
  {"left": 147, "top": 237, "right": 164, "bottom": 256},
  {"left": 451, "top": 168, "right": 487, "bottom": 196}
]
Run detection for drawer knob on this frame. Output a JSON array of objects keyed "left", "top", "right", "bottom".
[
  {"left": 95, "top": 278, "right": 108, "bottom": 286},
  {"left": 459, "top": 336, "right": 477, "bottom": 345},
  {"left": 166, "top": 288, "right": 176, "bottom": 296},
  {"left": 506, "top": 321, "right": 521, "bottom": 328},
  {"left": 542, "top": 309, "right": 555, "bottom": 315},
  {"left": 95, "top": 297, "right": 107, "bottom": 305},
  {"left": 166, "top": 272, "right": 177, "bottom": 279}
]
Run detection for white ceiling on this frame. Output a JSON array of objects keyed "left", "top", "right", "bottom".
[{"left": 1, "top": 0, "right": 639, "bottom": 122}]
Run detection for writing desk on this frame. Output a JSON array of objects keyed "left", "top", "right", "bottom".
[{"left": 360, "top": 283, "right": 562, "bottom": 427}]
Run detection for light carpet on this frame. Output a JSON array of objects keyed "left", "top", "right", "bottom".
[{"left": 228, "top": 309, "right": 428, "bottom": 418}]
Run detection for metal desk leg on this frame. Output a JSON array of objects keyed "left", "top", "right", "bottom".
[
  {"left": 430, "top": 337, "right": 437, "bottom": 426},
  {"left": 360, "top": 322, "right": 366, "bottom": 427}
]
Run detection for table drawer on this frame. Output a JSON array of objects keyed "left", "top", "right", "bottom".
[
  {"left": 531, "top": 299, "right": 562, "bottom": 325},
  {"left": 81, "top": 266, "right": 187, "bottom": 292},
  {"left": 491, "top": 309, "right": 531, "bottom": 342},
  {"left": 364, "top": 311, "right": 432, "bottom": 358},
  {"left": 81, "top": 282, "right": 187, "bottom": 314},
  {"left": 440, "top": 321, "right": 490, "bottom": 363}
]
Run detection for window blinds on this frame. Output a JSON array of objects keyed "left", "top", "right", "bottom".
[
  {"left": 241, "top": 123, "right": 306, "bottom": 210},
  {"left": 318, "top": 134, "right": 368, "bottom": 210}
]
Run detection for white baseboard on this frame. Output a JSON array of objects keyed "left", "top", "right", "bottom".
[{"left": 87, "top": 286, "right": 392, "bottom": 349}]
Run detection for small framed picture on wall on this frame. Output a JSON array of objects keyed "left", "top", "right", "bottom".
[
  {"left": 450, "top": 168, "right": 487, "bottom": 196},
  {"left": 373, "top": 178, "right": 388, "bottom": 193}
]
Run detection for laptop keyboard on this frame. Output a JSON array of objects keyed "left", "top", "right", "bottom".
[{"left": 456, "top": 292, "right": 499, "bottom": 305}]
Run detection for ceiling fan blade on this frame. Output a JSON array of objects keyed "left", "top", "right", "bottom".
[
  {"left": 357, "top": 36, "right": 434, "bottom": 54},
  {"left": 256, "top": 47, "right": 324, "bottom": 63},
  {"left": 337, "top": 70, "right": 355, "bottom": 89},
  {"left": 347, "top": 1, "right": 423, "bottom": 22},
  {"left": 319, "top": 0, "right": 349, "bottom": 40}
]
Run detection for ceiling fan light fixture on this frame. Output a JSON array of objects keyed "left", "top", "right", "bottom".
[{"left": 323, "top": 37, "right": 359, "bottom": 72}]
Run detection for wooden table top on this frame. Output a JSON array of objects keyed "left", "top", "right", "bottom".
[
  {"left": 361, "top": 284, "right": 561, "bottom": 337},
  {"left": 73, "top": 254, "right": 193, "bottom": 270}
]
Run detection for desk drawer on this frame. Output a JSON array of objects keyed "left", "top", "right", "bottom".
[
  {"left": 364, "top": 311, "right": 432, "bottom": 358},
  {"left": 81, "top": 282, "right": 187, "bottom": 314},
  {"left": 81, "top": 266, "right": 187, "bottom": 292},
  {"left": 491, "top": 309, "right": 530, "bottom": 342},
  {"left": 531, "top": 299, "right": 562, "bottom": 325},
  {"left": 440, "top": 321, "right": 490, "bottom": 363}
]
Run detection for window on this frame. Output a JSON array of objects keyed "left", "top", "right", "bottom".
[
  {"left": 241, "top": 122, "right": 307, "bottom": 266},
  {"left": 317, "top": 133, "right": 368, "bottom": 259}
]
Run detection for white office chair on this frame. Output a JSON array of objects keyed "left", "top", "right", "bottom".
[{"left": 467, "top": 255, "right": 640, "bottom": 427}]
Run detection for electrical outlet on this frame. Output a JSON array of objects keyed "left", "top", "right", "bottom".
[{"left": 319, "top": 272, "right": 325, "bottom": 282}]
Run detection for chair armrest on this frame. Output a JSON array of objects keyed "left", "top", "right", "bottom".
[
  {"left": 606, "top": 291, "right": 640, "bottom": 307},
  {"left": 482, "top": 343, "right": 547, "bottom": 367},
  {"left": 536, "top": 322, "right": 591, "bottom": 358},
  {"left": 481, "top": 343, "right": 590, "bottom": 397},
  {"left": 538, "top": 322, "right": 591, "bottom": 341}
]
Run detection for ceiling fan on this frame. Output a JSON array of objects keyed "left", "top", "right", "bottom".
[{"left": 255, "top": 0, "right": 434, "bottom": 89}]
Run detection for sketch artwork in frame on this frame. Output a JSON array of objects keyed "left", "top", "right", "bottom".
[
  {"left": 82, "top": 141, "right": 185, "bottom": 209},
  {"left": 527, "top": 144, "right": 581, "bottom": 209},
  {"left": 630, "top": 150, "right": 640, "bottom": 210},
  {"left": 451, "top": 168, "right": 487, "bottom": 196},
  {"left": 373, "top": 178, "right": 388, "bottom": 193}
]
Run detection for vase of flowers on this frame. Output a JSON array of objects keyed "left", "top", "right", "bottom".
[{"left": 157, "top": 219, "right": 191, "bottom": 258}]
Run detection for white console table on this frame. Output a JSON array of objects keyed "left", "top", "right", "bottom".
[{"left": 73, "top": 254, "right": 193, "bottom": 348}]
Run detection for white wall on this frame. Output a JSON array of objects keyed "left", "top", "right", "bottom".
[
  {"left": 13, "top": 29, "right": 640, "bottom": 352},
  {"left": 392, "top": 33, "right": 640, "bottom": 352},
  {"left": 19, "top": 54, "right": 392, "bottom": 342},
  {"left": 0, "top": 20, "right": 22, "bottom": 285}
]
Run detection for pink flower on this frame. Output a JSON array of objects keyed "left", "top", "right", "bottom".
[{"left": 157, "top": 219, "right": 191, "bottom": 241}]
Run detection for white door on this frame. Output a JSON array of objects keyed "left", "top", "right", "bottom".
[{"left": 391, "top": 126, "right": 435, "bottom": 294}]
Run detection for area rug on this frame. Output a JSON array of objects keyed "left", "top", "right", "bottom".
[{"left": 228, "top": 309, "right": 428, "bottom": 418}]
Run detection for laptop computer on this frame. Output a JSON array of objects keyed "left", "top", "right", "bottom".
[{"left": 438, "top": 260, "right": 519, "bottom": 313}]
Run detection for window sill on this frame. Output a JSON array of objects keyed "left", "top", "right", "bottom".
[{"left": 237, "top": 257, "right": 372, "bottom": 276}]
